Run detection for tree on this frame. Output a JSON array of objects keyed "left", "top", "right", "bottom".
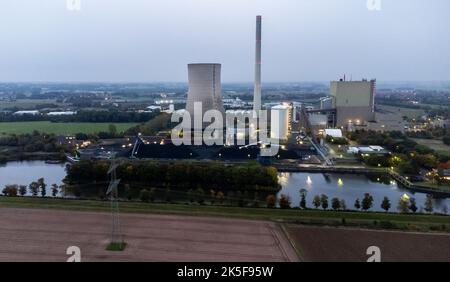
[
  {"left": 381, "top": 197, "right": 391, "bottom": 212},
  {"left": 216, "top": 191, "right": 225, "bottom": 204},
  {"left": 29, "top": 181, "right": 39, "bottom": 197},
  {"left": 424, "top": 195, "right": 434, "bottom": 213},
  {"left": 361, "top": 193, "right": 374, "bottom": 211},
  {"left": 165, "top": 187, "right": 172, "bottom": 203},
  {"left": 279, "top": 194, "right": 291, "bottom": 209},
  {"left": 19, "top": 185, "right": 27, "bottom": 196},
  {"left": 124, "top": 184, "right": 132, "bottom": 200},
  {"left": 409, "top": 198, "right": 418, "bottom": 213},
  {"left": 51, "top": 184, "right": 59, "bottom": 197},
  {"left": 444, "top": 135, "right": 450, "bottom": 146},
  {"left": 149, "top": 188, "right": 156, "bottom": 202},
  {"left": 354, "top": 198, "right": 361, "bottom": 210},
  {"left": 209, "top": 190, "right": 216, "bottom": 205},
  {"left": 139, "top": 189, "right": 151, "bottom": 203},
  {"left": 194, "top": 186, "right": 204, "bottom": 204},
  {"left": 299, "top": 189, "right": 307, "bottom": 209},
  {"left": 312, "top": 195, "right": 321, "bottom": 209},
  {"left": 340, "top": 199, "right": 346, "bottom": 210},
  {"left": 265, "top": 194, "right": 276, "bottom": 208},
  {"left": 2, "top": 185, "right": 18, "bottom": 197},
  {"left": 320, "top": 194, "right": 329, "bottom": 210},
  {"left": 252, "top": 192, "right": 260, "bottom": 208},
  {"left": 108, "top": 124, "right": 117, "bottom": 137},
  {"left": 38, "top": 178, "right": 46, "bottom": 197},
  {"left": 331, "top": 198, "right": 341, "bottom": 211},
  {"left": 397, "top": 198, "right": 410, "bottom": 213},
  {"left": 187, "top": 189, "right": 195, "bottom": 203}
]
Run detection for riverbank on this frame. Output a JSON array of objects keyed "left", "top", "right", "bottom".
[
  {"left": 1, "top": 196, "right": 449, "bottom": 233},
  {"left": 276, "top": 163, "right": 450, "bottom": 195}
]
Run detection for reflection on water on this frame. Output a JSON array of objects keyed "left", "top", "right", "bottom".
[
  {"left": 278, "top": 172, "right": 450, "bottom": 213},
  {"left": 0, "top": 161, "right": 66, "bottom": 196},
  {"left": 0, "top": 161, "right": 448, "bottom": 214}
]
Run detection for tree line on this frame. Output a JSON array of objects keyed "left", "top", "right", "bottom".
[
  {"left": 65, "top": 160, "right": 280, "bottom": 192},
  {"left": 0, "top": 110, "right": 157, "bottom": 123},
  {"left": 2, "top": 178, "right": 62, "bottom": 198},
  {"left": 269, "top": 189, "right": 444, "bottom": 214}
]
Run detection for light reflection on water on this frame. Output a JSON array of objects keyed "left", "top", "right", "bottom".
[
  {"left": 278, "top": 172, "right": 450, "bottom": 213},
  {"left": 0, "top": 161, "right": 448, "bottom": 214}
]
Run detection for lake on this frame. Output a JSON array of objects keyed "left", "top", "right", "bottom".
[
  {"left": 0, "top": 161, "right": 67, "bottom": 196},
  {"left": 0, "top": 161, "right": 449, "bottom": 213},
  {"left": 278, "top": 172, "right": 450, "bottom": 213}
]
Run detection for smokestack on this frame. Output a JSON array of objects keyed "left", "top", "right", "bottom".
[{"left": 253, "top": 15, "right": 262, "bottom": 112}]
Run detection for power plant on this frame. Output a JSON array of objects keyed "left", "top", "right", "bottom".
[{"left": 182, "top": 15, "right": 377, "bottom": 146}]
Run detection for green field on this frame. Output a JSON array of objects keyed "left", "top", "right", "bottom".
[
  {"left": 412, "top": 138, "right": 450, "bottom": 154},
  {"left": 0, "top": 121, "right": 138, "bottom": 135},
  {"left": 378, "top": 105, "right": 426, "bottom": 119},
  {"left": 1, "top": 197, "right": 449, "bottom": 233},
  {"left": 0, "top": 99, "right": 62, "bottom": 110}
]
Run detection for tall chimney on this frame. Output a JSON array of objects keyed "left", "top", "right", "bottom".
[{"left": 253, "top": 15, "right": 262, "bottom": 112}]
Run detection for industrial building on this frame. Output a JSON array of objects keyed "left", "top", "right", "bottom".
[
  {"left": 185, "top": 63, "right": 224, "bottom": 129},
  {"left": 329, "top": 79, "right": 376, "bottom": 128},
  {"left": 270, "top": 105, "right": 290, "bottom": 140}
]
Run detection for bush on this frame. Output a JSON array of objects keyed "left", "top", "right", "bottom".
[
  {"left": 443, "top": 136, "right": 450, "bottom": 146},
  {"left": 279, "top": 194, "right": 291, "bottom": 209},
  {"left": 139, "top": 189, "right": 151, "bottom": 203},
  {"left": 266, "top": 194, "right": 276, "bottom": 208},
  {"left": 326, "top": 135, "right": 348, "bottom": 145},
  {"left": 379, "top": 221, "right": 394, "bottom": 229}
]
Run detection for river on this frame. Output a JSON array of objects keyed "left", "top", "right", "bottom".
[{"left": 0, "top": 161, "right": 449, "bottom": 213}]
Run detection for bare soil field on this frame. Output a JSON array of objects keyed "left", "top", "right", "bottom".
[
  {"left": 285, "top": 225, "right": 450, "bottom": 262},
  {"left": 0, "top": 207, "right": 298, "bottom": 262}
]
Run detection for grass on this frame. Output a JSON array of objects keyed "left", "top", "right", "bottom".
[
  {"left": 1, "top": 196, "right": 449, "bottom": 233},
  {"left": 415, "top": 182, "right": 450, "bottom": 191},
  {"left": 106, "top": 242, "right": 127, "bottom": 251},
  {"left": 412, "top": 138, "right": 450, "bottom": 154},
  {"left": 0, "top": 121, "right": 138, "bottom": 135},
  {"left": 378, "top": 105, "right": 426, "bottom": 119},
  {"left": 0, "top": 99, "right": 62, "bottom": 110}
]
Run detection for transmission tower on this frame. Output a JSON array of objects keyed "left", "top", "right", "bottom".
[{"left": 106, "top": 156, "right": 123, "bottom": 247}]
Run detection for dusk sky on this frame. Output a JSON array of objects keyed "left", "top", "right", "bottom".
[{"left": 0, "top": 0, "right": 449, "bottom": 82}]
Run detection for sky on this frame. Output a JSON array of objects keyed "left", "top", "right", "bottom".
[{"left": 0, "top": 0, "right": 449, "bottom": 83}]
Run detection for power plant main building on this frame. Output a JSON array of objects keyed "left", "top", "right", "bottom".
[{"left": 329, "top": 79, "right": 376, "bottom": 127}]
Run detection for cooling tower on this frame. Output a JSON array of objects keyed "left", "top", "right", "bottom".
[{"left": 186, "top": 63, "right": 224, "bottom": 129}]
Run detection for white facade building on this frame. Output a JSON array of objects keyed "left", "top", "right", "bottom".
[{"left": 270, "top": 105, "right": 290, "bottom": 140}]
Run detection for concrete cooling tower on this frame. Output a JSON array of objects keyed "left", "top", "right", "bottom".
[{"left": 186, "top": 63, "right": 224, "bottom": 129}]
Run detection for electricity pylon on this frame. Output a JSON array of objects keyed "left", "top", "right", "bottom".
[{"left": 106, "top": 156, "right": 123, "bottom": 247}]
